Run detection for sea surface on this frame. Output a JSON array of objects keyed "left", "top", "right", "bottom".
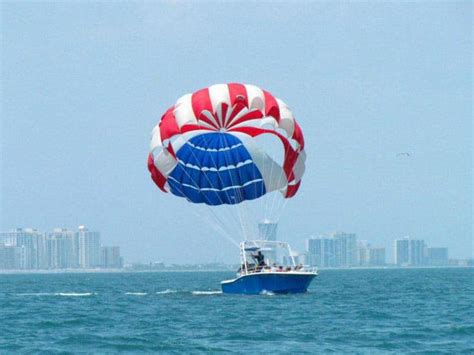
[{"left": 0, "top": 268, "right": 473, "bottom": 353}]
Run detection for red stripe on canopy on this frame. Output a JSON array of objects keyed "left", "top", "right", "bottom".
[
  {"left": 285, "top": 181, "right": 301, "bottom": 198},
  {"left": 263, "top": 90, "right": 280, "bottom": 122},
  {"left": 147, "top": 153, "right": 167, "bottom": 192},
  {"left": 159, "top": 107, "right": 180, "bottom": 142},
  {"left": 228, "top": 83, "right": 248, "bottom": 107},
  {"left": 191, "top": 88, "right": 213, "bottom": 119},
  {"left": 292, "top": 121, "right": 304, "bottom": 149}
]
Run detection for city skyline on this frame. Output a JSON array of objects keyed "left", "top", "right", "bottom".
[
  {"left": 1, "top": 224, "right": 465, "bottom": 269},
  {"left": 0, "top": 226, "right": 122, "bottom": 270},
  {"left": 0, "top": 224, "right": 464, "bottom": 264}
]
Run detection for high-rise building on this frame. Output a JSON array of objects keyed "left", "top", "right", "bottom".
[
  {"left": 332, "top": 232, "right": 358, "bottom": 267},
  {"left": 306, "top": 233, "right": 359, "bottom": 268},
  {"left": 395, "top": 237, "right": 410, "bottom": 266},
  {"left": 307, "top": 237, "right": 320, "bottom": 267},
  {"left": 358, "top": 240, "right": 370, "bottom": 266},
  {"left": 48, "top": 228, "right": 77, "bottom": 269},
  {"left": 77, "top": 226, "right": 101, "bottom": 268},
  {"left": 0, "top": 228, "right": 43, "bottom": 269},
  {"left": 101, "top": 246, "right": 123, "bottom": 268},
  {"left": 258, "top": 220, "right": 278, "bottom": 263},
  {"left": 0, "top": 244, "right": 22, "bottom": 269},
  {"left": 369, "top": 248, "right": 386, "bottom": 266},
  {"left": 0, "top": 232, "right": 16, "bottom": 246},
  {"left": 46, "top": 236, "right": 58, "bottom": 269},
  {"left": 306, "top": 237, "right": 337, "bottom": 268},
  {"left": 36, "top": 233, "right": 49, "bottom": 269},
  {"left": 408, "top": 239, "right": 425, "bottom": 266},
  {"left": 357, "top": 241, "right": 385, "bottom": 267},
  {"left": 395, "top": 237, "right": 426, "bottom": 266},
  {"left": 426, "top": 247, "right": 448, "bottom": 266}
]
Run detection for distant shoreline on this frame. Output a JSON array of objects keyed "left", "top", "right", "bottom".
[{"left": 0, "top": 265, "right": 472, "bottom": 275}]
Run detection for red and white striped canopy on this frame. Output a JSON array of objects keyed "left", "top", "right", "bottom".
[{"left": 148, "top": 83, "right": 306, "bottom": 206}]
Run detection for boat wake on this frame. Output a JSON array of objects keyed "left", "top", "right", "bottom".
[
  {"left": 16, "top": 292, "right": 93, "bottom": 297},
  {"left": 191, "top": 291, "right": 222, "bottom": 295},
  {"left": 15, "top": 290, "right": 223, "bottom": 297}
]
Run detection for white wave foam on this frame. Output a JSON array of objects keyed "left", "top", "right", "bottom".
[
  {"left": 260, "top": 290, "right": 275, "bottom": 296},
  {"left": 57, "top": 292, "right": 92, "bottom": 297},
  {"left": 16, "top": 292, "right": 93, "bottom": 297},
  {"left": 125, "top": 292, "right": 148, "bottom": 296},
  {"left": 156, "top": 289, "right": 177, "bottom": 294},
  {"left": 192, "top": 291, "right": 222, "bottom": 295}
]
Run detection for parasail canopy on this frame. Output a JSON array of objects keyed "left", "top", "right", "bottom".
[{"left": 148, "top": 83, "right": 306, "bottom": 207}]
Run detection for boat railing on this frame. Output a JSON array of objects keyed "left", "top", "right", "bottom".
[
  {"left": 239, "top": 264, "right": 318, "bottom": 276},
  {"left": 300, "top": 265, "right": 318, "bottom": 274}
]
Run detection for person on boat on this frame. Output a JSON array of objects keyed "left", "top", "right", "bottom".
[{"left": 254, "top": 251, "right": 265, "bottom": 266}]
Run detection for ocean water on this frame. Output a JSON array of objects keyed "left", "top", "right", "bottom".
[{"left": 0, "top": 268, "right": 473, "bottom": 353}]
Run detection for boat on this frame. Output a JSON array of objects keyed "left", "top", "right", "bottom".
[{"left": 221, "top": 240, "right": 317, "bottom": 295}]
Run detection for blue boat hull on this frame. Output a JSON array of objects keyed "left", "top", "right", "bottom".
[{"left": 221, "top": 272, "right": 316, "bottom": 295}]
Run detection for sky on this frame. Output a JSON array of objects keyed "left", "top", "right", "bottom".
[{"left": 1, "top": 1, "right": 472, "bottom": 264}]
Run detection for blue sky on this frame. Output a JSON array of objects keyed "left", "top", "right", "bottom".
[{"left": 1, "top": 1, "right": 472, "bottom": 263}]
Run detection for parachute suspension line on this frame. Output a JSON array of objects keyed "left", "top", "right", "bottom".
[
  {"left": 199, "top": 201, "right": 240, "bottom": 247},
  {"left": 259, "top": 143, "right": 267, "bottom": 224},
  {"left": 190, "top": 208, "right": 239, "bottom": 248},
  {"left": 265, "top": 148, "right": 278, "bottom": 222},
  {"left": 252, "top": 143, "right": 265, "bottom": 228},
  {"left": 264, "top": 149, "right": 277, "bottom": 222},
  {"left": 218, "top": 133, "right": 249, "bottom": 241},
  {"left": 164, "top": 180, "right": 234, "bottom": 242},
  {"left": 171, "top": 155, "right": 237, "bottom": 243},
  {"left": 229, "top": 138, "right": 255, "bottom": 240},
  {"left": 266, "top": 135, "right": 285, "bottom": 223},
  {"left": 262, "top": 151, "right": 282, "bottom": 225},
  {"left": 228, "top": 136, "right": 255, "bottom": 240},
  {"left": 198, "top": 132, "right": 245, "bottom": 239},
  {"left": 275, "top": 197, "right": 290, "bottom": 222},
  {"left": 169, "top": 140, "right": 240, "bottom": 242},
  {"left": 249, "top": 138, "right": 260, "bottom": 239}
]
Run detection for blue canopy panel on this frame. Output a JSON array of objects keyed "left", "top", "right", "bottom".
[{"left": 168, "top": 132, "right": 266, "bottom": 205}]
